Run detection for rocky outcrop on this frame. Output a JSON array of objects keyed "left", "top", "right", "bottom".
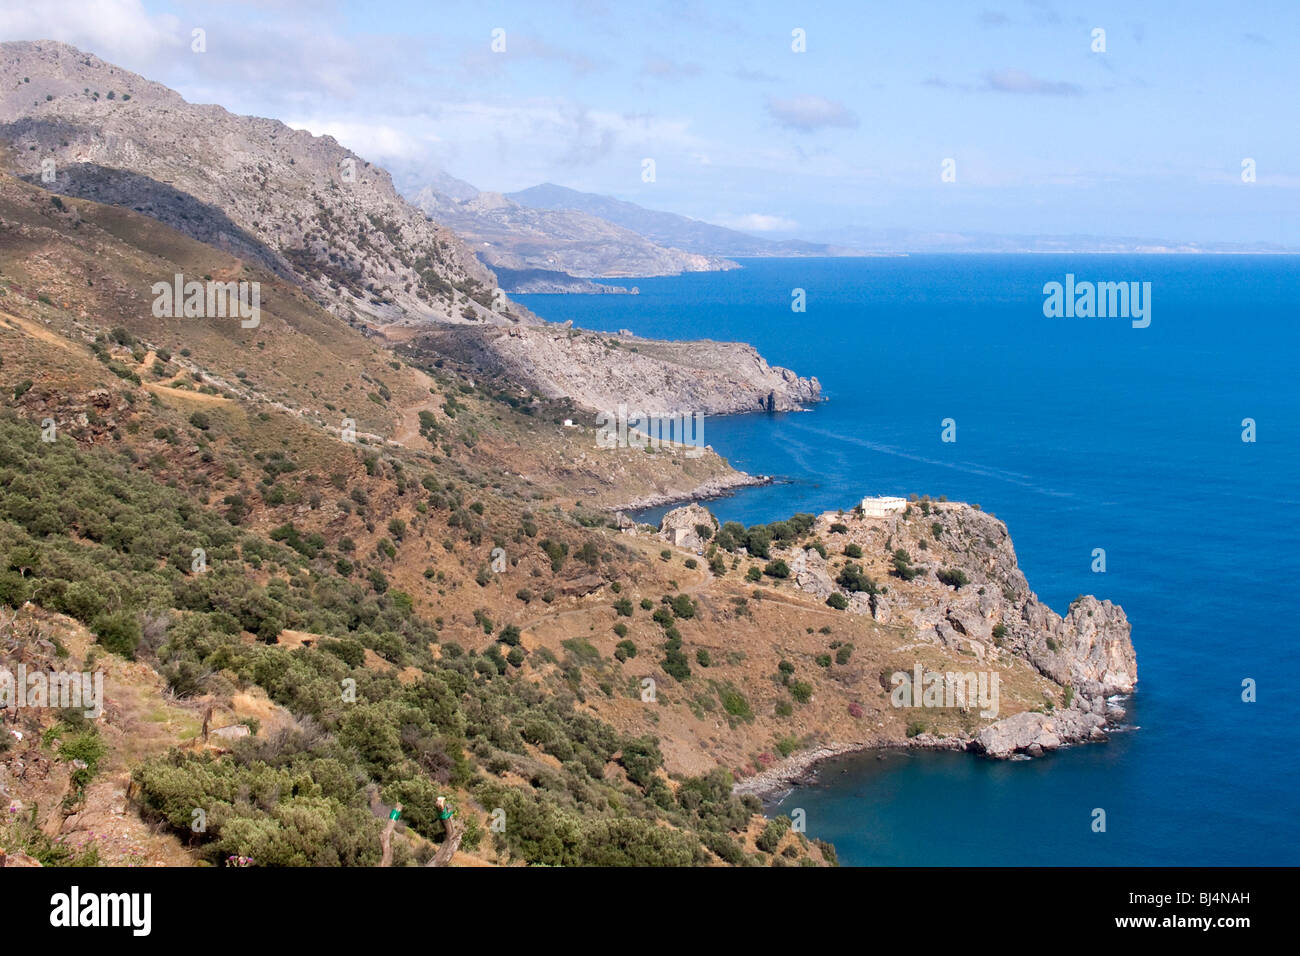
[
  {"left": 487, "top": 265, "right": 637, "bottom": 295},
  {"left": 974, "top": 704, "right": 1109, "bottom": 759},
  {"left": 1022, "top": 595, "right": 1137, "bottom": 698},
  {"left": 659, "top": 503, "right": 718, "bottom": 550},
  {"left": 411, "top": 323, "right": 821, "bottom": 416},
  {"left": 800, "top": 501, "right": 1138, "bottom": 699}
]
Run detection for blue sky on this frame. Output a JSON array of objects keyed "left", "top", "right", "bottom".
[{"left": 2, "top": 0, "right": 1297, "bottom": 245}]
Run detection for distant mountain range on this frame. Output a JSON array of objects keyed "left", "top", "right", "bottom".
[
  {"left": 400, "top": 175, "right": 860, "bottom": 292},
  {"left": 802, "top": 226, "right": 1297, "bottom": 255},
  {"left": 408, "top": 185, "right": 736, "bottom": 286},
  {"left": 505, "top": 183, "right": 860, "bottom": 259}
]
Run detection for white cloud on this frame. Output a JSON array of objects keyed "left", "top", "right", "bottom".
[
  {"left": 283, "top": 118, "right": 439, "bottom": 161},
  {"left": 0, "top": 0, "right": 180, "bottom": 64},
  {"left": 983, "top": 68, "right": 1081, "bottom": 96},
  {"left": 711, "top": 212, "right": 799, "bottom": 232},
  {"left": 765, "top": 95, "right": 859, "bottom": 132}
]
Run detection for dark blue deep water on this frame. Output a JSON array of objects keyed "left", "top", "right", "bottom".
[{"left": 516, "top": 256, "right": 1300, "bottom": 865}]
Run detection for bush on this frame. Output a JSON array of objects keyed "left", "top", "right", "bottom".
[
  {"left": 719, "top": 687, "right": 751, "bottom": 720},
  {"left": 936, "top": 568, "right": 969, "bottom": 589},
  {"left": 756, "top": 816, "right": 791, "bottom": 854},
  {"left": 763, "top": 559, "right": 790, "bottom": 579},
  {"left": 890, "top": 549, "right": 922, "bottom": 581},
  {"left": 836, "top": 562, "right": 878, "bottom": 594},
  {"left": 826, "top": 592, "right": 848, "bottom": 610},
  {"left": 745, "top": 566, "right": 762, "bottom": 582},
  {"left": 91, "top": 610, "right": 141, "bottom": 659},
  {"left": 614, "top": 640, "right": 637, "bottom": 662},
  {"left": 843, "top": 543, "right": 863, "bottom": 558},
  {"left": 618, "top": 737, "right": 663, "bottom": 789}
]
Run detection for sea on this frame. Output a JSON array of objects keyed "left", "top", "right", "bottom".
[{"left": 515, "top": 255, "right": 1300, "bottom": 865}]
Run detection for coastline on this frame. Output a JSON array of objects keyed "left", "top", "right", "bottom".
[
  {"left": 732, "top": 735, "right": 964, "bottom": 802},
  {"left": 734, "top": 695, "right": 1136, "bottom": 802},
  {"left": 610, "top": 469, "right": 773, "bottom": 513}
]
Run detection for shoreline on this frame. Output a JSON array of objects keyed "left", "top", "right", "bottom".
[
  {"left": 610, "top": 469, "right": 773, "bottom": 513},
  {"left": 732, "top": 735, "right": 966, "bottom": 802},
  {"left": 734, "top": 694, "right": 1136, "bottom": 802}
]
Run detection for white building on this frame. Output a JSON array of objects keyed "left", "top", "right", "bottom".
[{"left": 859, "top": 495, "right": 908, "bottom": 517}]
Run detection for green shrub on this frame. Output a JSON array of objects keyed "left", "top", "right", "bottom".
[
  {"left": 756, "top": 816, "right": 790, "bottom": 853},
  {"left": 788, "top": 680, "right": 813, "bottom": 704},
  {"left": 936, "top": 568, "right": 969, "bottom": 589},
  {"left": 91, "top": 610, "right": 140, "bottom": 659}
]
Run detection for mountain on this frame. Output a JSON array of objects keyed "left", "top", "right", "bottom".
[
  {"left": 0, "top": 40, "right": 515, "bottom": 329},
  {"left": 409, "top": 185, "right": 737, "bottom": 280},
  {"left": 507, "top": 183, "right": 860, "bottom": 258}
]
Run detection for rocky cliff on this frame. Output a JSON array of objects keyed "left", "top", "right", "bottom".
[
  {"left": 773, "top": 498, "right": 1136, "bottom": 762},
  {"left": 407, "top": 324, "right": 821, "bottom": 416},
  {"left": 789, "top": 502, "right": 1136, "bottom": 697}
]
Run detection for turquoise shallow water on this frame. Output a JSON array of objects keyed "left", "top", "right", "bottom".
[{"left": 515, "top": 255, "right": 1300, "bottom": 865}]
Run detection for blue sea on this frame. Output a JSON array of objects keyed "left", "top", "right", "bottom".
[{"left": 515, "top": 255, "right": 1300, "bottom": 866}]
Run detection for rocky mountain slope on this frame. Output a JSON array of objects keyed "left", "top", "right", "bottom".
[
  {"left": 411, "top": 186, "right": 737, "bottom": 280},
  {"left": 0, "top": 40, "right": 515, "bottom": 328}
]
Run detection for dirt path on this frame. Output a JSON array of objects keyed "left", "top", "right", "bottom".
[
  {"left": 144, "top": 383, "right": 234, "bottom": 405},
  {"left": 0, "top": 308, "right": 81, "bottom": 354}
]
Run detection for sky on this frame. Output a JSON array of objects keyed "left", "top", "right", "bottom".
[{"left": 1, "top": 0, "right": 1297, "bottom": 246}]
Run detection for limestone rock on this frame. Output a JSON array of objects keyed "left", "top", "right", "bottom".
[
  {"left": 659, "top": 503, "right": 717, "bottom": 551},
  {"left": 976, "top": 708, "right": 1107, "bottom": 759}
]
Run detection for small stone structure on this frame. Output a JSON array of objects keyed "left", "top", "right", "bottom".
[{"left": 859, "top": 495, "right": 907, "bottom": 517}]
